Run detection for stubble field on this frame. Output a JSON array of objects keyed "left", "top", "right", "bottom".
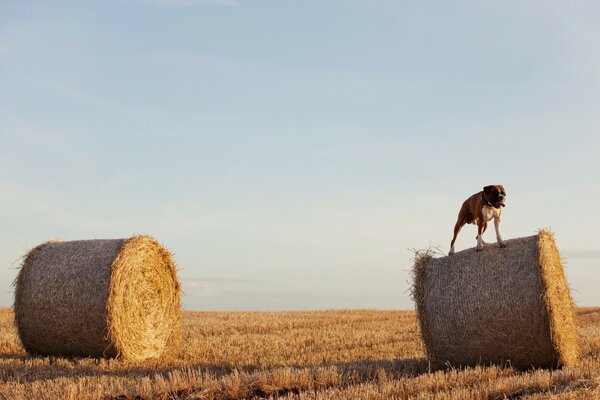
[{"left": 1, "top": 307, "right": 600, "bottom": 399}]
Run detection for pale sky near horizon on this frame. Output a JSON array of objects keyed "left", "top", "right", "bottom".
[{"left": 1, "top": 1, "right": 599, "bottom": 311}]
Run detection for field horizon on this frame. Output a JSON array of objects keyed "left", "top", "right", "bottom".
[{"left": 1, "top": 306, "right": 600, "bottom": 399}]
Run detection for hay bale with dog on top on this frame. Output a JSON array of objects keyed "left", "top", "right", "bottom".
[
  {"left": 412, "top": 229, "right": 578, "bottom": 369},
  {"left": 14, "top": 235, "right": 181, "bottom": 362}
]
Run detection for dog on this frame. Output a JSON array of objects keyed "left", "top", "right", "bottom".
[{"left": 448, "top": 185, "right": 506, "bottom": 256}]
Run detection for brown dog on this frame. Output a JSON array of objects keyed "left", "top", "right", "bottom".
[{"left": 449, "top": 185, "right": 507, "bottom": 256}]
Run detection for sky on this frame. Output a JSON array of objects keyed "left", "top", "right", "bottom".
[{"left": 1, "top": 0, "right": 599, "bottom": 311}]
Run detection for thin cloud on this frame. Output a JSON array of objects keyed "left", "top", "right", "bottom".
[
  {"left": 50, "top": 82, "right": 131, "bottom": 113},
  {"left": 182, "top": 277, "right": 264, "bottom": 284},
  {"left": 0, "top": 39, "right": 10, "bottom": 52},
  {"left": 563, "top": 250, "right": 600, "bottom": 259},
  {"left": 29, "top": 80, "right": 146, "bottom": 118},
  {"left": 138, "top": 0, "right": 237, "bottom": 6}
]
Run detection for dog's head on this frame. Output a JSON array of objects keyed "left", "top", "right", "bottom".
[{"left": 483, "top": 185, "right": 506, "bottom": 208}]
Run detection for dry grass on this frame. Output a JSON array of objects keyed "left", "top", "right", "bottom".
[{"left": 1, "top": 307, "right": 600, "bottom": 399}]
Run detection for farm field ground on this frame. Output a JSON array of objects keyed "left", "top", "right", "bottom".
[{"left": 1, "top": 307, "right": 600, "bottom": 399}]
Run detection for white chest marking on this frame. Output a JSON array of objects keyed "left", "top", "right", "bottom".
[{"left": 481, "top": 205, "right": 501, "bottom": 221}]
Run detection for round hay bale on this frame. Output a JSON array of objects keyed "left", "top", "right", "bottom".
[
  {"left": 411, "top": 229, "right": 578, "bottom": 369},
  {"left": 14, "top": 236, "right": 181, "bottom": 361}
]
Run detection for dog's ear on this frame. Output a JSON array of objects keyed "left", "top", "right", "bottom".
[{"left": 483, "top": 185, "right": 494, "bottom": 194}]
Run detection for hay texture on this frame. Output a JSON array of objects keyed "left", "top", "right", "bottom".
[
  {"left": 412, "top": 229, "right": 578, "bottom": 369},
  {"left": 14, "top": 236, "right": 180, "bottom": 361}
]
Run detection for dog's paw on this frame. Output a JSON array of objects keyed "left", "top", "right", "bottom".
[
  {"left": 476, "top": 245, "right": 483, "bottom": 252},
  {"left": 498, "top": 241, "right": 507, "bottom": 248},
  {"left": 448, "top": 250, "right": 454, "bottom": 256}
]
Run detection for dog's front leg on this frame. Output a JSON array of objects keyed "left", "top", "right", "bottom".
[{"left": 494, "top": 217, "right": 506, "bottom": 248}]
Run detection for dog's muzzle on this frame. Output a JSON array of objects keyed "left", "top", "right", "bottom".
[{"left": 495, "top": 195, "right": 506, "bottom": 208}]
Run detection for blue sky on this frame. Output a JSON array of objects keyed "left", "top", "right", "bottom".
[{"left": 1, "top": 0, "right": 599, "bottom": 310}]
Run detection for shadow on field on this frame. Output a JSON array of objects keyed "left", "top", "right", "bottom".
[
  {"left": 324, "top": 357, "right": 431, "bottom": 379},
  {"left": 0, "top": 354, "right": 431, "bottom": 385},
  {"left": 0, "top": 356, "right": 239, "bottom": 384},
  {"left": 0, "top": 353, "right": 29, "bottom": 361}
]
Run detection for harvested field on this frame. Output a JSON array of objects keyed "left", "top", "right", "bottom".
[{"left": 1, "top": 307, "right": 600, "bottom": 399}]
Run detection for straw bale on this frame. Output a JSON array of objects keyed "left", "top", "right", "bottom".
[
  {"left": 14, "top": 236, "right": 180, "bottom": 361},
  {"left": 412, "top": 229, "right": 578, "bottom": 369}
]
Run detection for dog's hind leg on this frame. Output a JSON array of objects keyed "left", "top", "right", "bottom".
[
  {"left": 476, "top": 221, "right": 488, "bottom": 246},
  {"left": 449, "top": 221, "right": 464, "bottom": 256}
]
